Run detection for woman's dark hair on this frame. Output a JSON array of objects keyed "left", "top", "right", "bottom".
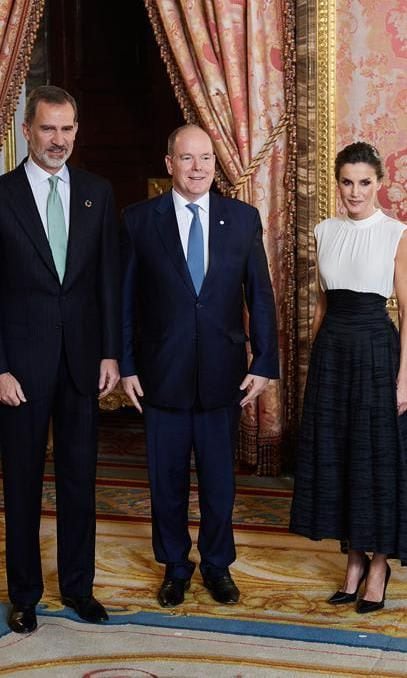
[{"left": 335, "top": 142, "right": 384, "bottom": 181}]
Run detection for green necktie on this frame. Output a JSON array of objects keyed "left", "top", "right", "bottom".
[{"left": 47, "top": 175, "right": 67, "bottom": 283}]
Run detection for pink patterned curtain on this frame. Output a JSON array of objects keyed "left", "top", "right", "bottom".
[
  {"left": 0, "top": 0, "right": 45, "bottom": 148},
  {"left": 145, "top": 0, "right": 296, "bottom": 475}
]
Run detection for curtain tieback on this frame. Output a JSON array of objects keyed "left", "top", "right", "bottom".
[{"left": 230, "top": 113, "right": 289, "bottom": 197}]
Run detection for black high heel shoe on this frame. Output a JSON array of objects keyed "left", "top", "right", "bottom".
[
  {"left": 356, "top": 563, "right": 391, "bottom": 614},
  {"left": 328, "top": 554, "right": 370, "bottom": 605}
]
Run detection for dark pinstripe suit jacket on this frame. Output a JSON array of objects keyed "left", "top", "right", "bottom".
[{"left": 0, "top": 161, "right": 120, "bottom": 399}]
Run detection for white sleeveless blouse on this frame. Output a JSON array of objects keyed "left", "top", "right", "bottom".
[{"left": 315, "top": 210, "right": 406, "bottom": 298}]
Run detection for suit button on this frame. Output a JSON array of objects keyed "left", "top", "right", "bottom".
[
  {"left": 196, "top": 303, "right": 203, "bottom": 309},
  {"left": 56, "top": 322, "right": 63, "bottom": 329}
]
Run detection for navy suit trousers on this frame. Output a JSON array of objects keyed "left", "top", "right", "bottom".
[{"left": 144, "top": 402, "right": 241, "bottom": 580}]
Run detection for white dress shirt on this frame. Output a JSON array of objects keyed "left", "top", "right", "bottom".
[
  {"left": 172, "top": 189, "right": 210, "bottom": 273},
  {"left": 24, "top": 156, "right": 70, "bottom": 236}
]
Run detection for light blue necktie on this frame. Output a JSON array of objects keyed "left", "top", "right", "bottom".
[
  {"left": 47, "top": 175, "right": 67, "bottom": 283},
  {"left": 186, "top": 202, "right": 205, "bottom": 294}
]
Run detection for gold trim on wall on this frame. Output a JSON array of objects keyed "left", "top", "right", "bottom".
[
  {"left": 316, "top": 0, "right": 337, "bottom": 221},
  {"left": 296, "top": 0, "right": 337, "bottom": 410},
  {"left": 0, "top": 0, "right": 45, "bottom": 150},
  {"left": 147, "top": 178, "right": 172, "bottom": 198},
  {"left": 3, "top": 119, "right": 17, "bottom": 172}
]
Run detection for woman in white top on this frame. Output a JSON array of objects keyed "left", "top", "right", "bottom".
[{"left": 290, "top": 142, "right": 407, "bottom": 613}]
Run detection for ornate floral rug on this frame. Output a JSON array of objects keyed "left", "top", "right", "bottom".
[{"left": 0, "top": 411, "right": 406, "bottom": 676}]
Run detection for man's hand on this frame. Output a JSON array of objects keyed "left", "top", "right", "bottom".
[
  {"left": 239, "top": 373, "right": 270, "bottom": 407},
  {"left": 121, "top": 375, "right": 144, "bottom": 413},
  {"left": 0, "top": 372, "right": 27, "bottom": 407},
  {"left": 98, "top": 359, "right": 120, "bottom": 399}
]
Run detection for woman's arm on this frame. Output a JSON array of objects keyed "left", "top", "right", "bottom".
[
  {"left": 311, "top": 290, "right": 327, "bottom": 341},
  {"left": 311, "top": 264, "right": 327, "bottom": 342},
  {"left": 394, "top": 232, "right": 407, "bottom": 415}
]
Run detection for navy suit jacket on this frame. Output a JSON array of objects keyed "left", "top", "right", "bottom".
[
  {"left": 0, "top": 161, "right": 120, "bottom": 399},
  {"left": 121, "top": 190, "right": 279, "bottom": 410}
]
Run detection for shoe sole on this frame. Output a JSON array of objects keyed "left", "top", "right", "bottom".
[{"left": 9, "top": 621, "right": 37, "bottom": 633}]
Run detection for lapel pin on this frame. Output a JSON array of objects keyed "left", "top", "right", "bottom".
[
  {"left": 85, "top": 200, "right": 92, "bottom": 208},
  {"left": 219, "top": 220, "right": 225, "bottom": 225}
]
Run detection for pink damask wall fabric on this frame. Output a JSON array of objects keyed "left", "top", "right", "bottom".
[
  {"left": 336, "top": 0, "right": 407, "bottom": 221},
  {"left": 146, "top": 0, "right": 296, "bottom": 474}
]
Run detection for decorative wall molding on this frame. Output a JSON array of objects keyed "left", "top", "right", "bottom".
[
  {"left": 316, "top": 0, "right": 337, "bottom": 221},
  {"left": 0, "top": 0, "right": 45, "bottom": 150},
  {"left": 0, "top": 89, "right": 26, "bottom": 175},
  {"left": 2, "top": 121, "right": 17, "bottom": 174},
  {"left": 296, "top": 0, "right": 336, "bottom": 407}
]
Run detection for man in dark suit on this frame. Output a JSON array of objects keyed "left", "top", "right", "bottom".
[
  {"left": 0, "top": 86, "right": 120, "bottom": 633},
  {"left": 121, "top": 124, "right": 279, "bottom": 607}
]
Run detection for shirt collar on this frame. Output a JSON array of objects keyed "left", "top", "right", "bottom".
[
  {"left": 172, "top": 188, "right": 209, "bottom": 214},
  {"left": 25, "top": 156, "right": 70, "bottom": 186}
]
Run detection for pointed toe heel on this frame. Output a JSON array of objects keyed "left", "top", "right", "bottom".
[
  {"left": 356, "top": 563, "right": 391, "bottom": 614},
  {"left": 328, "top": 589, "right": 358, "bottom": 605},
  {"left": 328, "top": 554, "right": 370, "bottom": 605}
]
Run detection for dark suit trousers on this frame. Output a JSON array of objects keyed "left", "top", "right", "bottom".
[
  {"left": 144, "top": 403, "right": 241, "bottom": 580},
  {"left": 0, "top": 350, "right": 98, "bottom": 606}
]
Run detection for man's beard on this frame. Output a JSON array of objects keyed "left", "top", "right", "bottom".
[{"left": 32, "top": 145, "right": 71, "bottom": 169}]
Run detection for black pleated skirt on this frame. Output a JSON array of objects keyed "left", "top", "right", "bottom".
[{"left": 290, "top": 289, "right": 407, "bottom": 565}]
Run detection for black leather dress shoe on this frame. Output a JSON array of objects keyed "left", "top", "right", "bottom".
[
  {"left": 8, "top": 604, "right": 37, "bottom": 633},
  {"left": 61, "top": 595, "right": 108, "bottom": 623},
  {"left": 328, "top": 554, "right": 370, "bottom": 605},
  {"left": 157, "top": 577, "right": 190, "bottom": 607},
  {"left": 203, "top": 574, "right": 240, "bottom": 604}
]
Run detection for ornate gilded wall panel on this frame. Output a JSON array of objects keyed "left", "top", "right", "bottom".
[
  {"left": 296, "top": 0, "right": 336, "bottom": 408},
  {"left": 2, "top": 123, "right": 17, "bottom": 173},
  {"left": 316, "top": 0, "right": 337, "bottom": 221}
]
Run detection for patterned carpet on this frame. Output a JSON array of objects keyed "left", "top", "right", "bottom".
[
  {"left": 40, "top": 409, "right": 292, "bottom": 528},
  {"left": 0, "top": 409, "right": 406, "bottom": 676}
]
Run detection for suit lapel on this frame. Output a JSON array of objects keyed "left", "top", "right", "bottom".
[
  {"left": 200, "top": 192, "right": 228, "bottom": 295},
  {"left": 155, "top": 192, "right": 196, "bottom": 297},
  {"left": 7, "top": 163, "right": 59, "bottom": 280},
  {"left": 63, "top": 166, "right": 86, "bottom": 287}
]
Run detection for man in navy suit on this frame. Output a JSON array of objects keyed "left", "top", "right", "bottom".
[
  {"left": 0, "top": 86, "right": 120, "bottom": 632},
  {"left": 121, "top": 125, "right": 279, "bottom": 607}
]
